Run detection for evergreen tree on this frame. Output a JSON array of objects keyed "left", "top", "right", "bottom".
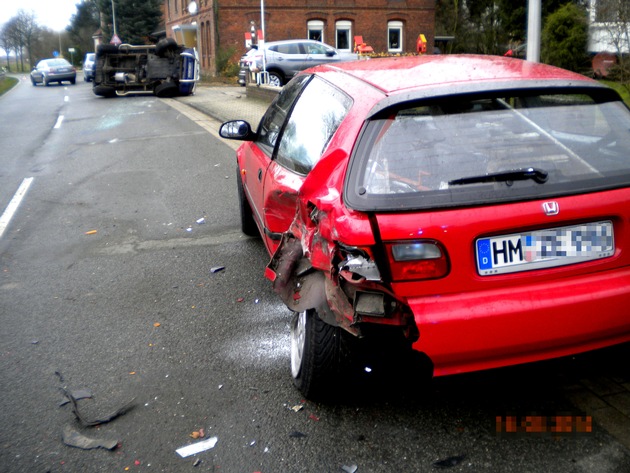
[
  {"left": 67, "top": 0, "right": 100, "bottom": 57},
  {"left": 96, "top": 0, "right": 163, "bottom": 45},
  {"left": 541, "top": 3, "right": 589, "bottom": 71}
]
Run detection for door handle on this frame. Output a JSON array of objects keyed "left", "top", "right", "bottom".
[{"left": 258, "top": 169, "right": 263, "bottom": 182}]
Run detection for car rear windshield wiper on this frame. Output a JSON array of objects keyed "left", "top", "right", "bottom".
[{"left": 448, "top": 167, "right": 548, "bottom": 186}]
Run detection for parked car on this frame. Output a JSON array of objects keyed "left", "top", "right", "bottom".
[
  {"left": 92, "top": 39, "right": 199, "bottom": 98},
  {"left": 220, "top": 55, "right": 630, "bottom": 399},
  {"left": 83, "top": 53, "right": 96, "bottom": 82},
  {"left": 238, "top": 48, "right": 258, "bottom": 86},
  {"left": 30, "top": 58, "right": 76, "bottom": 86},
  {"left": 249, "top": 39, "right": 357, "bottom": 87}
]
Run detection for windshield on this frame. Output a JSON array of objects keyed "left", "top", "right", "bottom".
[{"left": 345, "top": 89, "right": 630, "bottom": 211}]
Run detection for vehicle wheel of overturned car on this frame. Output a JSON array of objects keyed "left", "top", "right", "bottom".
[
  {"left": 154, "top": 81, "right": 179, "bottom": 98},
  {"left": 93, "top": 85, "right": 116, "bottom": 97},
  {"left": 155, "top": 38, "right": 178, "bottom": 57}
]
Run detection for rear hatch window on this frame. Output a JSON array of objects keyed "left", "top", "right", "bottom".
[{"left": 345, "top": 88, "right": 630, "bottom": 211}]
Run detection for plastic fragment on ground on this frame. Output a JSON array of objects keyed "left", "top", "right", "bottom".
[
  {"left": 176, "top": 436, "right": 218, "bottom": 458},
  {"left": 196, "top": 218, "right": 206, "bottom": 224},
  {"left": 62, "top": 425, "right": 118, "bottom": 450},
  {"left": 433, "top": 454, "right": 466, "bottom": 469},
  {"left": 210, "top": 266, "right": 225, "bottom": 273},
  {"left": 341, "top": 465, "right": 358, "bottom": 473}
]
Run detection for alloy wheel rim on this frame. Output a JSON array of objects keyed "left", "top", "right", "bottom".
[{"left": 291, "top": 311, "right": 306, "bottom": 378}]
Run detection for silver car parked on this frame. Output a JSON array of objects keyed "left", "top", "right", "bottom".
[{"left": 250, "top": 39, "right": 357, "bottom": 87}]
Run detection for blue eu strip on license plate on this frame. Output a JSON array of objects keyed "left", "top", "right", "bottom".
[{"left": 476, "top": 221, "right": 614, "bottom": 275}]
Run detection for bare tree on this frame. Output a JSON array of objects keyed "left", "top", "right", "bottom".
[
  {"left": 16, "top": 10, "right": 38, "bottom": 69},
  {"left": 593, "top": 0, "right": 630, "bottom": 85},
  {"left": 0, "top": 23, "right": 15, "bottom": 72}
]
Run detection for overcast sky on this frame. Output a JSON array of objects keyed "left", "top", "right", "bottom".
[{"left": 1, "top": 0, "right": 80, "bottom": 31}]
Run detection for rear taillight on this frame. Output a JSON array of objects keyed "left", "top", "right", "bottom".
[{"left": 387, "top": 240, "right": 449, "bottom": 281}]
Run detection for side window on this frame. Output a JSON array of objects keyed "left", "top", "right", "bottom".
[
  {"left": 275, "top": 77, "right": 352, "bottom": 175},
  {"left": 256, "top": 75, "right": 310, "bottom": 155}
]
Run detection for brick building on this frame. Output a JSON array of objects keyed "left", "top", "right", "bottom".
[{"left": 165, "top": 0, "right": 435, "bottom": 76}]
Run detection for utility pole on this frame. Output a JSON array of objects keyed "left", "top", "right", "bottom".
[{"left": 526, "top": 0, "right": 541, "bottom": 62}]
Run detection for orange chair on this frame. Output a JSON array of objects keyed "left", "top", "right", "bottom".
[{"left": 354, "top": 36, "right": 374, "bottom": 54}]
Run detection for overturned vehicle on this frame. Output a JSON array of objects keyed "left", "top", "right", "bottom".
[
  {"left": 220, "top": 55, "right": 630, "bottom": 399},
  {"left": 92, "top": 39, "right": 198, "bottom": 98}
]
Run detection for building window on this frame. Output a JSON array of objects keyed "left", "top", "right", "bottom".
[
  {"left": 336, "top": 20, "right": 352, "bottom": 51},
  {"left": 388, "top": 21, "right": 403, "bottom": 53},
  {"left": 307, "top": 20, "right": 324, "bottom": 42}
]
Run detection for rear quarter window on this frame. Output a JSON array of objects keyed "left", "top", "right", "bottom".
[{"left": 275, "top": 76, "right": 352, "bottom": 175}]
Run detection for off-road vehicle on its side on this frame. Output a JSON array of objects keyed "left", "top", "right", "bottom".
[{"left": 93, "top": 39, "right": 199, "bottom": 98}]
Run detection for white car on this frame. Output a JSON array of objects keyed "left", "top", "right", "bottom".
[{"left": 250, "top": 39, "right": 357, "bottom": 87}]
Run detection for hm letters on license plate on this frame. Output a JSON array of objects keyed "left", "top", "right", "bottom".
[{"left": 476, "top": 221, "right": 614, "bottom": 275}]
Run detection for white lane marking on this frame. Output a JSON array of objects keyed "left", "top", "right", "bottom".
[
  {"left": 64, "top": 96, "right": 69, "bottom": 102},
  {"left": 0, "top": 177, "right": 34, "bottom": 239},
  {"left": 54, "top": 115, "right": 64, "bottom": 129}
]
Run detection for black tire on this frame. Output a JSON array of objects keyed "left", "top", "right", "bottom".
[
  {"left": 97, "top": 44, "right": 118, "bottom": 55},
  {"left": 69, "top": 78, "right": 76, "bottom": 85},
  {"left": 267, "top": 71, "right": 283, "bottom": 87},
  {"left": 31, "top": 78, "right": 37, "bottom": 86},
  {"left": 43, "top": 76, "right": 49, "bottom": 86},
  {"left": 236, "top": 167, "right": 259, "bottom": 237},
  {"left": 93, "top": 85, "right": 116, "bottom": 97},
  {"left": 155, "top": 38, "right": 178, "bottom": 57},
  {"left": 291, "top": 309, "right": 349, "bottom": 399},
  {"left": 154, "top": 81, "right": 179, "bottom": 98}
]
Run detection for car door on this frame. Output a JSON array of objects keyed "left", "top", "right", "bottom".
[
  {"left": 303, "top": 42, "right": 339, "bottom": 68},
  {"left": 261, "top": 75, "right": 353, "bottom": 253},
  {"left": 238, "top": 75, "right": 310, "bottom": 253},
  {"left": 269, "top": 42, "right": 306, "bottom": 79}
]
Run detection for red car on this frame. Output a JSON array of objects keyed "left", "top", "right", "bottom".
[{"left": 220, "top": 55, "right": 630, "bottom": 398}]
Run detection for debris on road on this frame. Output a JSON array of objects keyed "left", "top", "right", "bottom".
[
  {"left": 59, "top": 389, "right": 93, "bottom": 407},
  {"left": 61, "top": 388, "right": 136, "bottom": 427},
  {"left": 291, "top": 405, "right": 303, "bottom": 412},
  {"left": 196, "top": 217, "right": 206, "bottom": 224},
  {"left": 62, "top": 425, "right": 118, "bottom": 450},
  {"left": 433, "top": 454, "right": 466, "bottom": 469},
  {"left": 289, "top": 431, "right": 307, "bottom": 438},
  {"left": 176, "top": 436, "right": 218, "bottom": 458},
  {"left": 210, "top": 266, "right": 225, "bottom": 274},
  {"left": 341, "top": 465, "right": 358, "bottom": 473},
  {"left": 85, "top": 230, "right": 97, "bottom": 235}
]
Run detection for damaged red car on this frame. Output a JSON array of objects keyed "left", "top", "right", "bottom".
[{"left": 220, "top": 55, "right": 630, "bottom": 398}]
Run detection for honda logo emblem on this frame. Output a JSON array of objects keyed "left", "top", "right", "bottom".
[{"left": 542, "top": 201, "right": 559, "bottom": 216}]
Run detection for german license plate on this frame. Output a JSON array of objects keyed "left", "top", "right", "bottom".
[{"left": 476, "top": 221, "right": 614, "bottom": 275}]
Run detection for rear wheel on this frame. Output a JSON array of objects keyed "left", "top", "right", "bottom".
[
  {"left": 154, "top": 81, "right": 179, "bottom": 98},
  {"left": 236, "top": 167, "right": 259, "bottom": 237},
  {"left": 267, "top": 71, "right": 283, "bottom": 87},
  {"left": 291, "top": 309, "right": 350, "bottom": 399},
  {"left": 155, "top": 38, "right": 178, "bottom": 57},
  {"left": 93, "top": 85, "right": 116, "bottom": 97}
]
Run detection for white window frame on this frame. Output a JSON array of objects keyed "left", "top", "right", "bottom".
[
  {"left": 335, "top": 20, "right": 352, "bottom": 52},
  {"left": 307, "top": 20, "right": 324, "bottom": 42},
  {"left": 388, "top": 21, "right": 403, "bottom": 53}
]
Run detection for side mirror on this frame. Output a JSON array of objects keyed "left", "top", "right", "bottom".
[
  {"left": 326, "top": 50, "right": 336, "bottom": 57},
  {"left": 219, "top": 120, "right": 256, "bottom": 141}
]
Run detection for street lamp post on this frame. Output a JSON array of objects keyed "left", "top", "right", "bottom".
[{"left": 111, "top": 0, "right": 118, "bottom": 36}]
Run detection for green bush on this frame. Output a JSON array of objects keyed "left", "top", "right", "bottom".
[{"left": 542, "top": 3, "right": 589, "bottom": 72}]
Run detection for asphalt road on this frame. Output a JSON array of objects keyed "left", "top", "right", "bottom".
[{"left": 1, "top": 76, "right": 630, "bottom": 473}]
